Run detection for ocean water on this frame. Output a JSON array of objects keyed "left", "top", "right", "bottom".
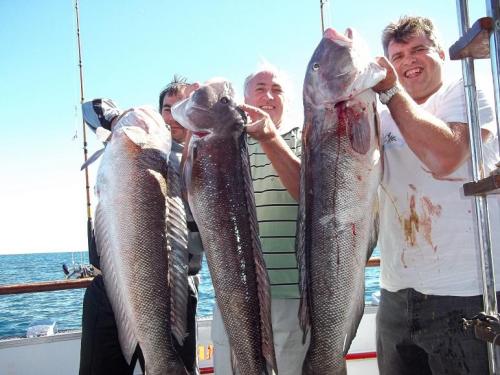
[{"left": 0, "top": 251, "right": 380, "bottom": 339}]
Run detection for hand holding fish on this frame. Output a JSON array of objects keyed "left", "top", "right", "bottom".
[
  {"left": 240, "top": 103, "right": 277, "bottom": 143},
  {"left": 372, "top": 56, "right": 398, "bottom": 93}
]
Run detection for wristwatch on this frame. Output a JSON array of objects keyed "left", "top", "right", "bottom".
[{"left": 379, "top": 84, "right": 401, "bottom": 105}]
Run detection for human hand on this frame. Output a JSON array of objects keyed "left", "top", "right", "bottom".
[
  {"left": 372, "top": 56, "right": 399, "bottom": 93},
  {"left": 239, "top": 103, "right": 277, "bottom": 143}
]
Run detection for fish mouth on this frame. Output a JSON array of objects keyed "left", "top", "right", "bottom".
[
  {"left": 323, "top": 28, "right": 352, "bottom": 45},
  {"left": 404, "top": 67, "right": 423, "bottom": 79},
  {"left": 189, "top": 107, "right": 246, "bottom": 138},
  {"left": 192, "top": 131, "right": 210, "bottom": 138},
  {"left": 236, "top": 107, "right": 248, "bottom": 124}
]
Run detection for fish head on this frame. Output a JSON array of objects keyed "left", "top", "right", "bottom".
[
  {"left": 111, "top": 106, "right": 171, "bottom": 158},
  {"left": 171, "top": 79, "right": 246, "bottom": 138},
  {"left": 304, "top": 27, "right": 386, "bottom": 107}
]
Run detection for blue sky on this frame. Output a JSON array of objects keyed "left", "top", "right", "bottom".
[{"left": 0, "top": 0, "right": 491, "bottom": 254}]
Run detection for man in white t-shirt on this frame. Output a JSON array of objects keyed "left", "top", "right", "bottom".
[{"left": 372, "top": 15, "right": 499, "bottom": 374}]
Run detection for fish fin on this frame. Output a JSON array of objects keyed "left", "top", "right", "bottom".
[
  {"left": 365, "top": 61, "right": 387, "bottom": 88},
  {"left": 117, "top": 107, "right": 172, "bottom": 157},
  {"left": 94, "top": 203, "right": 139, "bottom": 364},
  {"left": 165, "top": 161, "right": 190, "bottom": 345},
  {"left": 373, "top": 102, "right": 385, "bottom": 176},
  {"left": 343, "top": 291, "right": 365, "bottom": 357},
  {"left": 122, "top": 126, "right": 149, "bottom": 147},
  {"left": 240, "top": 133, "right": 278, "bottom": 373},
  {"left": 347, "top": 102, "right": 371, "bottom": 154},
  {"left": 182, "top": 141, "right": 196, "bottom": 196},
  {"left": 367, "top": 199, "right": 380, "bottom": 260},
  {"left": 230, "top": 347, "right": 238, "bottom": 375},
  {"left": 344, "top": 62, "right": 386, "bottom": 99},
  {"left": 95, "top": 126, "right": 112, "bottom": 143},
  {"left": 296, "top": 120, "right": 311, "bottom": 344},
  {"left": 80, "top": 147, "right": 105, "bottom": 170}
]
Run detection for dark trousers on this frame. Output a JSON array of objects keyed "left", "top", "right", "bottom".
[
  {"left": 79, "top": 274, "right": 198, "bottom": 375},
  {"left": 376, "top": 288, "right": 500, "bottom": 375}
]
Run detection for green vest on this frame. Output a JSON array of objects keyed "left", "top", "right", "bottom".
[{"left": 247, "top": 127, "right": 302, "bottom": 299}]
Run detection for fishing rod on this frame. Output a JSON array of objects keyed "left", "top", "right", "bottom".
[
  {"left": 74, "top": 0, "right": 95, "bottom": 256},
  {"left": 320, "top": 0, "right": 329, "bottom": 34}
]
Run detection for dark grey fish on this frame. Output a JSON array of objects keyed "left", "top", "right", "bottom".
[
  {"left": 94, "top": 107, "right": 189, "bottom": 375},
  {"left": 174, "top": 80, "right": 277, "bottom": 375},
  {"left": 297, "top": 28, "right": 386, "bottom": 374}
]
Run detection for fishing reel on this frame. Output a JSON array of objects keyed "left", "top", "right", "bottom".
[
  {"left": 463, "top": 312, "right": 500, "bottom": 346},
  {"left": 62, "top": 262, "right": 96, "bottom": 279}
]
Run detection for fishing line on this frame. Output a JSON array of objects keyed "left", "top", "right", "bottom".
[{"left": 319, "top": 0, "right": 331, "bottom": 34}]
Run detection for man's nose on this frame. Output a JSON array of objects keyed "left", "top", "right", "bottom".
[
  {"left": 264, "top": 90, "right": 274, "bottom": 100},
  {"left": 402, "top": 53, "right": 417, "bottom": 65}
]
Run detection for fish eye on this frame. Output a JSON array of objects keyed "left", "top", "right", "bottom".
[
  {"left": 312, "top": 62, "right": 320, "bottom": 71},
  {"left": 220, "top": 97, "right": 229, "bottom": 104}
]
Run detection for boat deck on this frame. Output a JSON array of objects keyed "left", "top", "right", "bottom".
[{"left": 0, "top": 307, "right": 379, "bottom": 374}]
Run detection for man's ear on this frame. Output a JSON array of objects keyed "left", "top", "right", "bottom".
[{"left": 438, "top": 49, "right": 445, "bottom": 61}]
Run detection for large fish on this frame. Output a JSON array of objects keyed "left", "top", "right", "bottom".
[
  {"left": 94, "top": 107, "right": 189, "bottom": 375},
  {"left": 296, "top": 28, "right": 386, "bottom": 374},
  {"left": 173, "top": 80, "right": 277, "bottom": 374}
]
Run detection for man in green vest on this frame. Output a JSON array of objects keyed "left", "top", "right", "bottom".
[{"left": 212, "top": 64, "right": 306, "bottom": 374}]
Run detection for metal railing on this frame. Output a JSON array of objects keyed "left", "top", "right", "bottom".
[
  {"left": 454, "top": 1, "right": 500, "bottom": 373},
  {"left": 0, "top": 257, "right": 381, "bottom": 296}
]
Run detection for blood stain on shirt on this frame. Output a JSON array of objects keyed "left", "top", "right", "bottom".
[
  {"left": 420, "top": 196, "right": 442, "bottom": 252},
  {"left": 403, "top": 195, "right": 419, "bottom": 247}
]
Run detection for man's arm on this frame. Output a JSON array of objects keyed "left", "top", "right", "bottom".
[
  {"left": 374, "top": 57, "right": 491, "bottom": 178},
  {"left": 240, "top": 104, "right": 301, "bottom": 201}
]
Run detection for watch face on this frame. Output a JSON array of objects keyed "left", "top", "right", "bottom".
[{"left": 380, "top": 85, "right": 399, "bottom": 104}]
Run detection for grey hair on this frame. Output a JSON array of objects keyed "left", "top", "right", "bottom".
[
  {"left": 243, "top": 60, "right": 292, "bottom": 99},
  {"left": 243, "top": 60, "right": 303, "bottom": 129}
]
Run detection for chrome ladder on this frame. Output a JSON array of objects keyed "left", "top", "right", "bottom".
[{"left": 450, "top": 0, "right": 500, "bottom": 374}]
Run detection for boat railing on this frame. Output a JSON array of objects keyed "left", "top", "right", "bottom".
[
  {"left": 0, "top": 257, "right": 381, "bottom": 295},
  {"left": 0, "top": 278, "right": 93, "bottom": 296}
]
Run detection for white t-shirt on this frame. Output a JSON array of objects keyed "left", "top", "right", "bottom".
[{"left": 379, "top": 77, "right": 499, "bottom": 296}]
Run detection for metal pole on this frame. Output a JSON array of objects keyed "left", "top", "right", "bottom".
[
  {"left": 74, "top": 0, "right": 94, "bottom": 254},
  {"left": 486, "top": 0, "right": 500, "bottom": 154},
  {"left": 456, "top": 1, "right": 498, "bottom": 374}
]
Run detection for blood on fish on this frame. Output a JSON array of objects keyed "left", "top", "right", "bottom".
[{"left": 335, "top": 102, "right": 348, "bottom": 137}]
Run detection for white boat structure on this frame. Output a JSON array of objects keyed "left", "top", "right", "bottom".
[{"left": 0, "top": 299, "right": 379, "bottom": 375}]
